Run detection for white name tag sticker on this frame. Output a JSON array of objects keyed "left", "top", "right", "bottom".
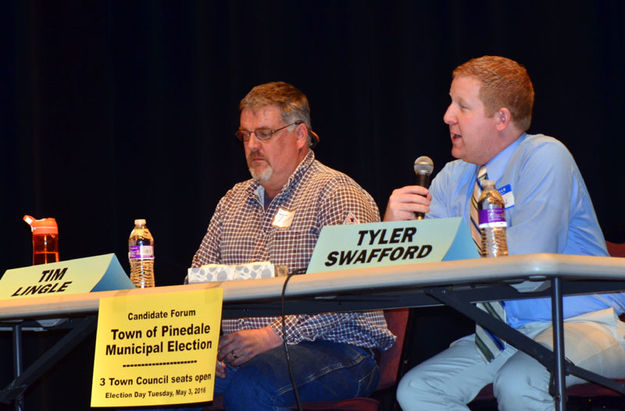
[
  {"left": 272, "top": 207, "right": 295, "bottom": 229},
  {"left": 498, "top": 184, "right": 515, "bottom": 209}
]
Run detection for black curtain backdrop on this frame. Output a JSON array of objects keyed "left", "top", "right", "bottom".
[{"left": 1, "top": 1, "right": 624, "bottom": 410}]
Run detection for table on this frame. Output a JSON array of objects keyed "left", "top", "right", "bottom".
[{"left": 2, "top": 253, "right": 625, "bottom": 410}]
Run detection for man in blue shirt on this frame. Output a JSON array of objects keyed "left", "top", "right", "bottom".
[{"left": 385, "top": 56, "right": 625, "bottom": 410}]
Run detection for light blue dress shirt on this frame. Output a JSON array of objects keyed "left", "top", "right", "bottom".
[{"left": 428, "top": 133, "right": 625, "bottom": 328}]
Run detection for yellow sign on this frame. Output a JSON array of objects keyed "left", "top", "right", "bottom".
[
  {"left": 0, "top": 254, "right": 134, "bottom": 300},
  {"left": 91, "top": 288, "right": 223, "bottom": 407}
]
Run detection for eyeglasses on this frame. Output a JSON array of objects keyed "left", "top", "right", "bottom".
[{"left": 235, "top": 121, "right": 301, "bottom": 142}]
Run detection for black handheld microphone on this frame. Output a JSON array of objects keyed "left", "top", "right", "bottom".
[{"left": 413, "top": 156, "right": 434, "bottom": 220}]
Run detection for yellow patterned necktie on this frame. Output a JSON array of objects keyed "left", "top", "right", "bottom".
[{"left": 470, "top": 165, "right": 506, "bottom": 362}]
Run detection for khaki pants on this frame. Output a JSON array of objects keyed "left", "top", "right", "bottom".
[{"left": 396, "top": 308, "right": 625, "bottom": 411}]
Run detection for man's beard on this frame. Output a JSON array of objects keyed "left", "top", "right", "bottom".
[{"left": 249, "top": 164, "right": 273, "bottom": 183}]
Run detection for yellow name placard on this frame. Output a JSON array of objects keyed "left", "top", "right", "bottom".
[
  {"left": 0, "top": 254, "right": 134, "bottom": 300},
  {"left": 91, "top": 288, "right": 223, "bottom": 407}
]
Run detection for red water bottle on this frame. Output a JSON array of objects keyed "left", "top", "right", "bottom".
[{"left": 23, "top": 215, "right": 59, "bottom": 265}]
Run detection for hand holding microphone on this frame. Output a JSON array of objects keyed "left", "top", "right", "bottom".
[
  {"left": 413, "top": 156, "right": 434, "bottom": 219},
  {"left": 383, "top": 155, "right": 434, "bottom": 222}
]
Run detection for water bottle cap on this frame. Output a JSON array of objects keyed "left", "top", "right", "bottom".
[
  {"left": 23, "top": 215, "right": 58, "bottom": 235},
  {"left": 134, "top": 219, "right": 146, "bottom": 226}
]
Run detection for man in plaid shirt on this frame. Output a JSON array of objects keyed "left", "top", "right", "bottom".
[{"left": 191, "top": 82, "right": 395, "bottom": 410}]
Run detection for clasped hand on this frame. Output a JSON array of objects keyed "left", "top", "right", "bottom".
[{"left": 215, "top": 326, "right": 282, "bottom": 378}]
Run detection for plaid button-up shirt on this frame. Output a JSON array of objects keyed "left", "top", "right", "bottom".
[{"left": 192, "top": 151, "right": 396, "bottom": 351}]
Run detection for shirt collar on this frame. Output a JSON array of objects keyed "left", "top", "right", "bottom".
[{"left": 483, "top": 133, "right": 526, "bottom": 181}]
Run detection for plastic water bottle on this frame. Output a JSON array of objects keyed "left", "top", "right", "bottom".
[
  {"left": 128, "top": 219, "right": 155, "bottom": 288},
  {"left": 478, "top": 180, "right": 509, "bottom": 257},
  {"left": 23, "top": 215, "right": 59, "bottom": 265}
]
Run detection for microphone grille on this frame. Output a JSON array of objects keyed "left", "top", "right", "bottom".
[{"left": 414, "top": 156, "right": 434, "bottom": 175}]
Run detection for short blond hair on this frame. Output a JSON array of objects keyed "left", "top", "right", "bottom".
[{"left": 453, "top": 56, "right": 534, "bottom": 131}]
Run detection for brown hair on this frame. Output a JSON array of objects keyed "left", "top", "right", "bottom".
[
  {"left": 453, "top": 56, "right": 534, "bottom": 131},
  {"left": 240, "top": 81, "right": 319, "bottom": 146}
]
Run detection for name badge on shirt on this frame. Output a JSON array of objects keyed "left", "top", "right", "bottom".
[
  {"left": 498, "top": 184, "right": 515, "bottom": 209},
  {"left": 272, "top": 207, "right": 295, "bottom": 229}
]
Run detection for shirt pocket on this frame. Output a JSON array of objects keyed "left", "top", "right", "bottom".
[{"left": 267, "top": 228, "right": 318, "bottom": 272}]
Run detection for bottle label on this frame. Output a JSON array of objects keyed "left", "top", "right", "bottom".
[
  {"left": 478, "top": 209, "right": 507, "bottom": 228},
  {"left": 129, "top": 245, "right": 154, "bottom": 259}
]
